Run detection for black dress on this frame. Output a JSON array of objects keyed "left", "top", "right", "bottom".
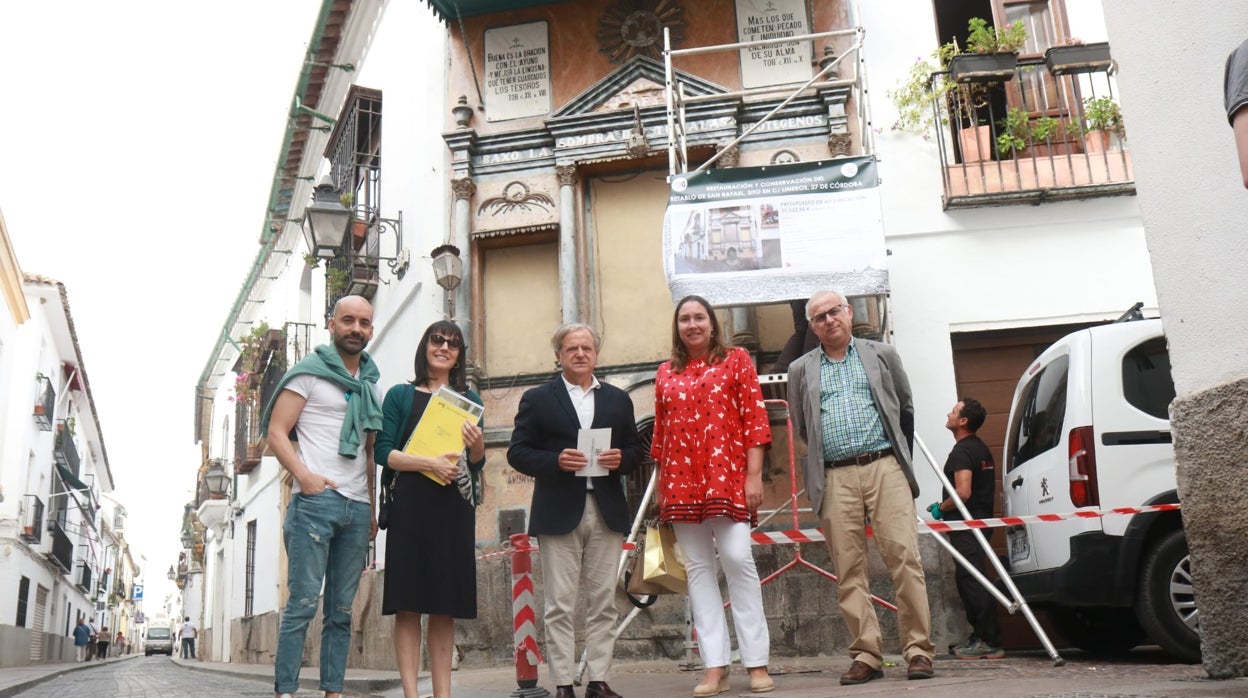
[{"left": 380, "top": 387, "right": 477, "bottom": 618}]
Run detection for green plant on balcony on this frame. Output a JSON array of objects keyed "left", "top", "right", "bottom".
[
  {"left": 231, "top": 322, "right": 271, "bottom": 405},
  {"left": 965, "top": 17, "right": 1027, "bottom": 54},
  {"left": 326, "top": 265, "right": 350, "bottom": 297},
  {"left": 1083, "top": 96, "right": 1125, "bottom": 138},
  {"left": 302, "top": 252, "right": 320, "bottom": 269},
  {"left": 996, "top": 107, "right": 1030, "bottom": 156}
]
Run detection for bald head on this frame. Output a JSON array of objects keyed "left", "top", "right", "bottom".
[{"left": 329, "top": 295, "right": 374, "bottom": 358}]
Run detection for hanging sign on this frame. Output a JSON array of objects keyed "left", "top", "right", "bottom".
[
  {"left": 484, "top": 21, "right": 552, "bottom": 122},
  {"left": 662, "top": 156, "right": 888, "bottom": 306},
  {"left": 735, "top": 0, "right": 813, "bottom": 88}
]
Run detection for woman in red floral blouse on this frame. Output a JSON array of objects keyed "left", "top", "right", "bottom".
[{"left": 652, "top": 295, "right": 775, "bottom": 696}]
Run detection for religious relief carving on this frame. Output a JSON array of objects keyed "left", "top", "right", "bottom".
[
  {"left": 477, "top": 181, "right": 555, "bottom": 217},
  {"left": 771, "top": 149, "right": 801, "bottom": 165},
  {"left": 451, "top": 178, "right": 476, "bottom": 201},
  {"left": 827, "top": 133, "right": 853, "bottom": 157},
  {"left": 715, "top": 145, "right": 739, "bottom": 168},
  {"left": 597, "top": 0, "right": 685, "bottom": 63},
  {"left": 555, "top": 164, "right": 579, "bottom": 187}
]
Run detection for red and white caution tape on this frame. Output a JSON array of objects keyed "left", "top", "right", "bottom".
[
  {"left": 923, "top": 503, "right": 1180, "bottom": 533},
  {"left": 749, "top": 503, "right": 1181, "bottom": 546}
]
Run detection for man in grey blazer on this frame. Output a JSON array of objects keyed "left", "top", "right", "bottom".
[{"left": 788, "top": 290, "right": 935, "bottom": 685}]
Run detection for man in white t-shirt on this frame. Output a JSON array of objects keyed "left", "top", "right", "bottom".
[
  {"left": 264, "top": 295, "right": 384, "bottom": 698},
  {"left": 179, "top": 616, "right": 197, "bottom": 659}
]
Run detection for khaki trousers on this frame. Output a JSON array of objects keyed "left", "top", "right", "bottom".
[
  {"left": 820, "top": 455, "right": 934, "bottom": 668},
  {"left": 537, "top": 496, "right": 622, "bottom": 686}
]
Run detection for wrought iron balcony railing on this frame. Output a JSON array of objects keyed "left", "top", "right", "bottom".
[
  {"left": 285, "top": 322, "right": 316, "bottom": 366},
  {"left": 55, "top": 420, "right": 81, "bottom": 478},
  {"left": 76, "top": 559, "right": 92, "bottom": 592},
  {"left": 46, "top": 519, "right": 72, "bottom": 572},
  {"left": 33, "top": 375, "right": 55, "bottom": 430},
  {"left": 234, "top": 400, "right": 263, "bottom": 475},
  {"left": 927, "top": 45, "right": 1132, "bottom": 209},
  {"left": 20, "top": 495, "right": 44, "bottom": 544}
]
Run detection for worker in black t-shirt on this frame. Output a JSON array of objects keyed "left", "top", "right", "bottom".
[{"left": 928, "top": 398, "right": 1003, "bottom": 659}]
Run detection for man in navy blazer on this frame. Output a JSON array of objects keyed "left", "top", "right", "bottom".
[{"left": 508, "top": 323, "right": 643, "bottom": 698}]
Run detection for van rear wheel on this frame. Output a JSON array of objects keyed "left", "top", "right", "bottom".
[
  {"left": 1051, "top": 607, "right": 1145, "bottom": 655},
  {"left": 1135, "top": 529, "right": 1201, "bottom": 663}
]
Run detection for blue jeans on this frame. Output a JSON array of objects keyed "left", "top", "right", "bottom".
[{"left": 274, "top": 489, "right": 371, "bottom": 694}]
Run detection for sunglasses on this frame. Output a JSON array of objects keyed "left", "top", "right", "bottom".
[{"left": 429, "top": 334, "right": 464, "bottom": 350}]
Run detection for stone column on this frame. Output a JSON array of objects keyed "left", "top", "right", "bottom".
[
  {"left": 556, "top": 164, "right": 579, "bottom": 324},
  {"left": 450, "top": 177, "right": 476, "bottom": 351},
  {"left": 1102, "top": 0, "right": 1248, "bottom": 678}
]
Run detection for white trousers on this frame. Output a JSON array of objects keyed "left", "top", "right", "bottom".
[
  {"left": 673, "top": 518, "right": 770, "bottom": 668},
  {"left": 537, "top": 496, "right": 622, "bottom": 686}
]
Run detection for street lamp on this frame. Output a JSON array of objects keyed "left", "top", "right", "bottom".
[
  {"left": 204, "top": 461, "right": 230, "bottom": 498},
  {"left": 167, "top": 565, "right": 175, "bottom": 581},
  {"left": 301, "top": 176, "right": 351, "bottom": 259},
  {"left": 430, "top": 244, "right": 463, "bottom": 318}
]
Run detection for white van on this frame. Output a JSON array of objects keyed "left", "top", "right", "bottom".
[{"left": 1001, "top": 316, "right": 1199, "bottom": 662}]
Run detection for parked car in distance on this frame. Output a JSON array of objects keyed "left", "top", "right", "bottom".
[
  {"left": 1001, "top": 315, "right": 1199, "bottom": 662},
  {"left": 145, "top": 625, "right": 174, "bottom": 656}
]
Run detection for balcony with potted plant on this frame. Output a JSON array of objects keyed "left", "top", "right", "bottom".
[
  {"left": 20, "top": 495, "right": 44, "bottom": 544},
  {"left": 230, "top": 323, "right": 284, "bottom": 474},
  {"left": 33, "top": 372, "right": 55, "bottom": 430},
  {"left": 54, "top": 419, "right": 81, "bottom": 479},
  {"left": 890, "top": 20, "right": 1132, "bottom": 208}
]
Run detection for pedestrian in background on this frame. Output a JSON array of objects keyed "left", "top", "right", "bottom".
[
  {"left": 96, "top": 625, "right": 110, "bottom": 660},
  {"left": 86, "top": 619, "right": 98, "bottom": 660},
  {"left": 508, "top": 323, "right": 644, "bottom": 698},
  {"left": 928, "top": 399, "right": 1004, "bottom": 660},
  {"left": 376, "top": 321, "right": 485, "bottom": 698},
  {"left": 115, "top": 630, "right": 126, "bottom": 656},
  {"left": 652, "top": 295, "right": 775, "bottom": 696},
  {"left": 72, "top": 617, "right": 91, "bottom": 662},
  {"left": 788, "top": 289, "right": 936, "bottom": 685},
  {"left": 179, "top": 616, "right": 197, "bottom": 659}
]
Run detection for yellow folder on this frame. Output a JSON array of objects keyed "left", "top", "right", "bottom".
[{"left": 403, "top": 386, "right": 484, "bottom": 485}]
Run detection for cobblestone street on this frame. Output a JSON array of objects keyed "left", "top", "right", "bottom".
[{"left": 11, "top": 656, "right": 276, "bottom": 698}]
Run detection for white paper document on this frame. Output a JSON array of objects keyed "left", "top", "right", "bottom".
[{"left": 576, "top": 428, "right": 612, "bottom": 477}]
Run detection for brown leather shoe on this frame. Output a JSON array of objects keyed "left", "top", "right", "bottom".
[
  {"left": 586, "top": 681, "right": 622, "bottom": 698},
  {"left": 555, "top": 687, "right": 577, "bottom": 698},
  {"left": 907, "top": 655, "right": 935, "bottom": 680},
  {"left": 839, "top": 660, "right": 884, "bottom": 686}
]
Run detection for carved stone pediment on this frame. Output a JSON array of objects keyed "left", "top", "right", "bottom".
[{"left": 552, "top": 55, "right": 727, "bottom": 118}]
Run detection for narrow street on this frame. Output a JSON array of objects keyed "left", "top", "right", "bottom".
[{"left": 12, "top": 656, "right": 275, "bottom": 698}]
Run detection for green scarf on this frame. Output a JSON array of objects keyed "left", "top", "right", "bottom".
[{"left": 260, "top": 344, "right": 383, "bottom": 457}]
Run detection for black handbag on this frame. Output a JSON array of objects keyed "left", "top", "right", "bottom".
[{"left": 378, "top": 385, "right": 424, "bottom": 530}]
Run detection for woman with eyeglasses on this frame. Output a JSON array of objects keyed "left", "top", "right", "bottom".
[
  {"left": 651, "top": 295, "right": 775, "bottom": 696},
  {"left": 375, "top": 320, "right": 485, "bottom": 698}
]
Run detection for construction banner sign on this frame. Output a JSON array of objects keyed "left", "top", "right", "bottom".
[{"left": 662, "top": 156, "right": 888, "bottom": 306}]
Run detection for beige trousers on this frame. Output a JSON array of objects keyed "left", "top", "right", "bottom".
[
  {"left": 536, "top": 496, "right": 622, "bottom": 686},
  {"left": 820, "top": 455, "right": 935, "bottom": 668}
]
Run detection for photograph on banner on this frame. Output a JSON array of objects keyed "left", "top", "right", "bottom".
[{"left": 663, "top": 156, "right": 888, "bottom": 306}]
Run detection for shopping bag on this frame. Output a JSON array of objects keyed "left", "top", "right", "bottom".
[
  {"left": 624, "top": 529, "right": 671, "bottom": 607},
  {"left": 642, "top": 522, "right": 687, "bottom": 594}
]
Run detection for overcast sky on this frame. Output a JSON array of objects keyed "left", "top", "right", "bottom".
[{"left": 1, "top": 1, "right": 320, "bottom": 610}]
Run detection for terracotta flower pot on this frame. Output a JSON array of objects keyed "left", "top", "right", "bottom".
[
  {"left": 958, "top": 125, "right": 993, "bottom": 163},
  {"left": 1084, "top": 129, "right": 1113, "bottom": 154}
]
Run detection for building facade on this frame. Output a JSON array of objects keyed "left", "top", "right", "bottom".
[
  {"left": 189, "top": 0, "right": 1159, "bottom": 670},
  {"left": 0, "top": 215, "right": 135, "bottom": 665}
]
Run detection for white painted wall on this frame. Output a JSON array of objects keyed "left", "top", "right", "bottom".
[
  {"left": 195, "top": 0, "right": 450, "bottom": 645},
  {"left": 861, "top": 0, "right": 1159, "bottom": 501},
  {"left": 1100, "top": 1, "right": 1248, "bottom": 395}
]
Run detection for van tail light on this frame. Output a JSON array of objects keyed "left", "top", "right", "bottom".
[{"left": 1068, "top": 426, "right": 1100, "bottom": 508}]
